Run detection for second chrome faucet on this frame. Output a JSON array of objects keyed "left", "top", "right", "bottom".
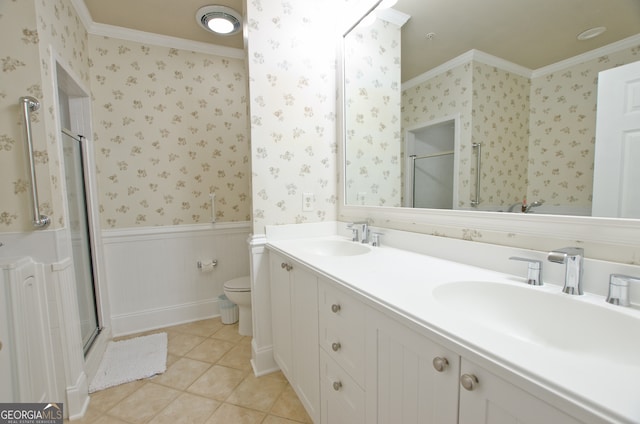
[
  {"left": 347, "top": 221, "right": 369, "bottom": 244},
  {"left": 548, "top": 247, "right": 584, "bottom": 295}
]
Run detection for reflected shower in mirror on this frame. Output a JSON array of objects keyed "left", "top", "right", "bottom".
[{"left": 342, "top": 0, "right": 640, "bottom": 217}]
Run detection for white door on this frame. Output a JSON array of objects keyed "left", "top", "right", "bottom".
[{"left": 592, "top": 60, "right": 640, "bottom": 218}]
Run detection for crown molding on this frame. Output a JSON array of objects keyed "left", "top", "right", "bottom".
[
  {"left": 377, "top": 8, "right": 411, "bottom": 27},
  {"left": 402, "top": 33, "right": 640, "bottom": 90},
  {"left": 401, "top": 49, "right": 532, "bottom": 91},
  {"left": 401, "top": 50, "right": 474, "bottom": 91},
  {"left": 531, "top": 33, "right": 640, "bottom": 78},
  {"left": 69, "top": 0, "right": 245, "bottom": 59},
  {"left": 470, "top": 50, "right": 532, "bottom": 78}
]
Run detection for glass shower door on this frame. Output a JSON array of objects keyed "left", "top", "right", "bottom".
[{"left": 61, "top": 129, "right": 100, "bottom": 353}]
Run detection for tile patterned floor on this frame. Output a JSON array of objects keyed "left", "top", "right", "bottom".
[{"left": 68, "top": 318, "right": 312, "bottom": 424}]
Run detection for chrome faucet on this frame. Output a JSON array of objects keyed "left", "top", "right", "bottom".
[
  {"left": 523, "top": 200, "right": 544, "bottom": 213},
  {"left": 547, "top": 247, "right": 584, "bottom": 295},
  {"left": 507, "top": 199, "right": 544, "bottom": 213},
  {"left": 347, "top": 222, "right": 369, "bottom": 244},
  {"left": 509, "top": 257, "right": 543, "bottom": 285},
  {"left": 606, "top": 274, "right": 640, "bottom": 307}
]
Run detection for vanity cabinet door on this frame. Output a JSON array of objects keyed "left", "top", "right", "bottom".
[
  {"left": 320, "top": 349, "right": 365, "bottom": 424},
  {"left": 291, "top": 263, "right": 320, "bottom": 423},
  {"left": 269, "top": 251, "right": 293, "bottom": 380},
  {"left": 269, "top": 251, "right": 320, "bottom": 423},
  {"left": 458, "top": 358, "right": 583, "bottom": 424},
  {"left": 365, "top": 308, "right": 460, "bottom": 424}
]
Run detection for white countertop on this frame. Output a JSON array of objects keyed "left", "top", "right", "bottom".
[{"left": 266, "top": 231, "right": 640, "bottom": 424}]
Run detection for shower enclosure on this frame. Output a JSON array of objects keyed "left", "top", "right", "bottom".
[
  {"left": 405, "top": 118, "right": 458, "bottom": 209},
  {"left": 61, "top": 129, "right": 100, "bottom": 353}
]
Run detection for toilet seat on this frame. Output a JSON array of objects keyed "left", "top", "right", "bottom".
[{"left": 224, "top": 276, "right": 251, "bottom": 292}]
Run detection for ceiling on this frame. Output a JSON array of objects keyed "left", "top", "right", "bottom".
[
  {"left": 83, "top": 0, "right": 640, "bottom": 81},
  {"left": 83, "top": 0, "right": 245, "bottom": 50},
  {"left": 396, "top": 0, "right": 640, "bottom": 81}
]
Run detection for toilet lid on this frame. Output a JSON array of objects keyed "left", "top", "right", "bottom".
[{"left": 224, "top": 276, "right": 251, "bottom": 292}]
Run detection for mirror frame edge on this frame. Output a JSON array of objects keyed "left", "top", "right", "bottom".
[{"left": 336, "top": 1, "right": 640, "bottom": 262}]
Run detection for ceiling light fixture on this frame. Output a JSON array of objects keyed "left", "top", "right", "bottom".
[
  {"left": 196, "top": 5, "right": 242, "bottom": 36},
  {"left": 577, "top": 26, "right": 606, "bottom": 41}
]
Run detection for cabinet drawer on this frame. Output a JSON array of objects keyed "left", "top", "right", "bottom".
[
  {"left": 320, "top": 349, "right": 365, "bottom": 424},
  {"left": 318, "top": 279, "right": 366, "bottom": 386}
]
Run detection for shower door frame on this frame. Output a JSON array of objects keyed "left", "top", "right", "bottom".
[
  {"left": 54, "top": 58, "right": 111, "bottom": 362},
  {"left": 61, "top": 128, "right": 101, "bottom": 353},
  {"left": 403, "top": 114, "right": 461, "bottom": 209}
]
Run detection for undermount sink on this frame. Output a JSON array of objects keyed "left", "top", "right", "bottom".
[
  {"left": 432, "top": 281, "right": 640, "bottom": 364},
  {"left": 300, "top": 239, "right": 371, "bottom": 256}
]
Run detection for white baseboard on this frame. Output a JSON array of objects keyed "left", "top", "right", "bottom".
[
  {"left": 251, "top": 339, "right": 279, "bottom": 377},
  {"left": 111, "top": 298, "right": 220, "bottom": 337},
  {"left": 65, "top": 371, "right": 89, "bottom": 420}
]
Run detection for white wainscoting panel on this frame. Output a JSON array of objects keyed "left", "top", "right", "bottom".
[
  {"left": 0, "top": 258, "right": 57, "bottom": 403},
  {"left": 49, "top": 258, "right": 89, "bottom": 419},
  {"left": 102, "top": 222, "right": 251, "bottom": 336},
  {"left": 248, "top": 234, "right": 279, "bottom": 376}
]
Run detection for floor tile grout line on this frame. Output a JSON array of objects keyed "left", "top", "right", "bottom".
[{"left": 67, "top": 318, "right": 311, "bottom": 424}]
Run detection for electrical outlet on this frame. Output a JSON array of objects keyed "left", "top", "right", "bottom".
[{"left": 303, "top": 192, "right": 314, "bottom": 211}]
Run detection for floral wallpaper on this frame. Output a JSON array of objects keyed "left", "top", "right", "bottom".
[
  {"left": 246, "top": 0, "right": 339, "bottom": 235},
  {"left": 344, "top": 17, "right": 402, "bottom": 207},
  {"left": 401, "top": 62, "right": 474, "bottom": 208},
  {"left": 0, "top": 0, "right": 89, "bottom": 232},
  {"left": 402, "top": 59, "right": 530, "bottom": 210},
  {"left": 528, "top": 44, "right": 640, "bottom": 214},
  {"left": 472, "top": 62, "right": 530, "bottom": 208},
  {"left": 402, "top": 44, "right": 640, "bottom": 214},
  {"left": 88, "top": 36, "right": 250, "bottom": 228}
]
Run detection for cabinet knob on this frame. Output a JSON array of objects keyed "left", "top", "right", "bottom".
[
  {"left": 332, "top": 381, "right": 342, "bottom": 391},
  {"left": 331, "top": 304, "right": 341, "bottom": 313},
  {"left": 460, "top": 373, "right": 479, "bottom": 391},
  {"left": 432, "top": 356, "right": 449, "bottom": 372},
  {"left": 280, "top": 262, "right": 292, "bottom": 271},
  {"left": 331, "top": 342, "right": 341, "bottom": 352}
]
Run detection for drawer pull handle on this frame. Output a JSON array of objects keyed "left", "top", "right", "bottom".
[
  {"left": 331, "top": 304, "right": 341, "bottom": 313},
  {"left": 460, "top": 373, "right": 479, "bottom": 391},
  {"left": 332, "top": 381, "right": 342, "bottom": 391},
  {"left": 331, "top": 342, "right": 341, "bottom": 352},
  {"left": 280, "top": 262, "right": 293, "bottom": 271},
  {"left": 432, "top": 356, "right": 449, "bottom": 372}
]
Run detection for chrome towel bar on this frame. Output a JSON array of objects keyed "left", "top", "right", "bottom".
[
  {"left": 19, "top": 96, "right": 50, "bottom": 229},
  {"left": 471, "top": 142, "right": 482, "bottom": 207}
]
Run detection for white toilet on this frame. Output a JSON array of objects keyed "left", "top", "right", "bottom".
[{"left": 223, "top": 276, "right": 252, "bottom": 336}]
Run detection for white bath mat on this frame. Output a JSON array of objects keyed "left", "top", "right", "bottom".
[{"left": 89, "top": 332, "right": 167, "bottom": 393}]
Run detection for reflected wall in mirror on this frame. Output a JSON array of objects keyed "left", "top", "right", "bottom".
[{"left": 343, "top": 0, "right": 640, "bottom": 217}]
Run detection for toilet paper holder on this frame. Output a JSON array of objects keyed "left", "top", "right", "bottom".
[{"left": 197, "top": 259, "right": 218, "bottom": 269}]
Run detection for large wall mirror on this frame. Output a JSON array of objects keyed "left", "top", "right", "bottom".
[{"left": 342, "top": 0, "right": 640, "bottom": 219}]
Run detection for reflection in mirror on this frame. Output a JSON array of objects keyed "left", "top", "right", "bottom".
[{"left": 342, "top": 0, "right": 640, "bottom": 217}]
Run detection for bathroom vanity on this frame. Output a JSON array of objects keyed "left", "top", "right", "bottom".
[{"left": 266, "top": 223, "right": 640, "bottom": 424}]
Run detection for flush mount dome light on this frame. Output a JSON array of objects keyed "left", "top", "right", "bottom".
[
  {"left": 196, "top": 5, "right": 242, "bottom": 36},
  {"left": 577, "top": 26, "right": 606, "bottom": 41}
]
